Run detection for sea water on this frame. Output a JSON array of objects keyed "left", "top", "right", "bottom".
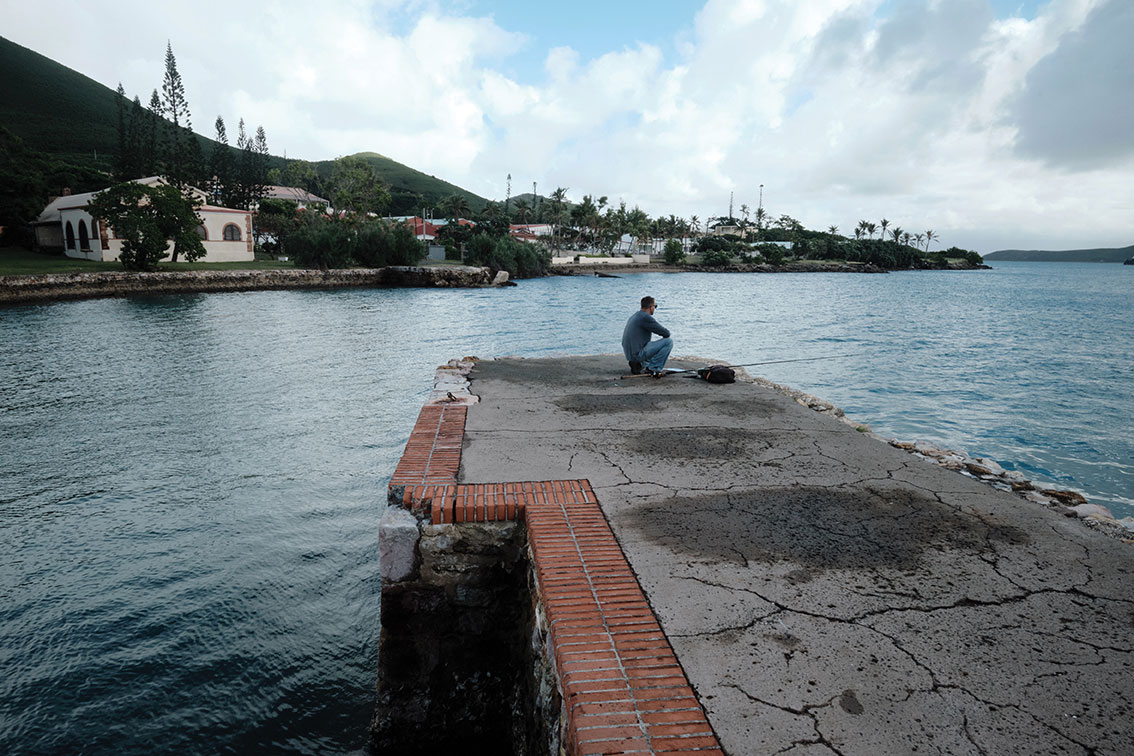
[{"left": 1, "top": 261, "right": 1130, "bottom": 754}]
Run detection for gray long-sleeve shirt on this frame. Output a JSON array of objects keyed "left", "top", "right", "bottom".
[{"left": 621, "top": 310, "right": 671, "bottom": 361}]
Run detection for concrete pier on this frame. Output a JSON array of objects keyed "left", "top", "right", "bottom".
[{"left": 378, "top": 354, "right": 1133, "bottom": 755}]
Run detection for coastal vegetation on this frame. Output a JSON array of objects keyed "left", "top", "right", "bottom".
[
  {"left": 983, "top": 245, "right": 1134, "bottom": 263},
  {"left": 1, "top": 35, "right": 981, "bottom": 278},
  {"left": 285, "top": 219, "right": 428, "bottom": 271}
]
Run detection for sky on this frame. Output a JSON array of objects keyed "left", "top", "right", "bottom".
[{"left": 2, "top": 0, "right": 1132, "bottom": 252}]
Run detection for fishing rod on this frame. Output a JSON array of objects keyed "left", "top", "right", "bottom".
[{"left": 620, "top": 352, "right": 870, "bottom": 379}]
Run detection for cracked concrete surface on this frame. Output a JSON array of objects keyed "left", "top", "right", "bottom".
[{"left": 460, "top": 356, "right": 1134, "bottom": 756}]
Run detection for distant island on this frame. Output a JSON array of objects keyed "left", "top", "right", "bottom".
[{"left": 984, "top": 245, "right": 1134, "bottom": 263}]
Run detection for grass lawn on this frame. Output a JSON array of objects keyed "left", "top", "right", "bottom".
[{"left": 0, "top": 247, "right": 297, "bottom": 276}]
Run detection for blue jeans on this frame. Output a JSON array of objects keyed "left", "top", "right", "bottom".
[{"left": 637, "top": 337, "right": 673, "bottom": 372}]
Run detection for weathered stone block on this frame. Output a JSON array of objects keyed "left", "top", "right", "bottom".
[{"left": 379, "top": 505, "right": 420, "bottom": 582}]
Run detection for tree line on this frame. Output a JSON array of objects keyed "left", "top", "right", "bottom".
[{"left": 113, "top": 42, "right": 271, "bottom": 210}]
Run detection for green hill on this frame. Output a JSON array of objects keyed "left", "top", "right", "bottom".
[
  {"left": 0, "top": 35, "right": 487, "bottom": 215},
  {"left": 984, "top": 245, "right": 1134, "bottom": 262},
  {"left": 0, "top": 35, "right": 121, "bottom": 167},
  {"left": 323, "top": 152, "right": 487, "bottom": 214}
]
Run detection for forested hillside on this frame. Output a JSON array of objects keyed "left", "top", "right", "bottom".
[
  {"left": 985, "top": 246, "right": 1134, "bottom": 262},
  {"left": 0, "top": 35, "right": 486, "bottom": 227}
]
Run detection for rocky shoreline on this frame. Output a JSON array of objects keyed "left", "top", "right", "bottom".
[
  {"left": 721, "top": 363, "right": 1134, "bottom": 543},
  {"left": 551, "top": 261, "right": 888, "bottom": 275},
  {"left": 0, "top": 265, "right": 500, "bottom": 306},
  {"left": 550, "top": 259, "right": 989, "bottom": 276}
]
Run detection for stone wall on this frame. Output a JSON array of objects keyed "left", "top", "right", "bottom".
[
  {"left": 0, "top": 265, "right": 495, "bottom": 306},
  {"left": 373, "top": 494, "right": 548, "bottom": 755}
]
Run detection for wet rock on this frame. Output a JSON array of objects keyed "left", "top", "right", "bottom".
[
  {"left": 1041, "top": 489, "right": 1089, "bottom": 506},
  {"left": 965, "top": 458, "right": 1005, "bottom": 476},
  {"left": 913, "top": 442, "right": 945, "bottom": 457},
  {"left": 1070, "top": 503, "right": 1115, "bottom": 521}
]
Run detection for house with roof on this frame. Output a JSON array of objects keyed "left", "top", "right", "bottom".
[
  {"left": 387, "top": 216, "right": 478, "bottom": 242},
  {"left": 509, "top": 223, "right": 552, "bottom": 244},
  {"left": 34, "top": 177, "right": 254, "bottom": 263},
  {"left": 260, "top": 185, "right": 329, "bottom": 209}
]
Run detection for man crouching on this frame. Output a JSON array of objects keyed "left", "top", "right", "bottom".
[{"left": 621, "top": 296, "right": 673, "bottom": 377}]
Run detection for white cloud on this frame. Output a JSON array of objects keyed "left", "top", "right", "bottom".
[{"left": 1, "top": 0, "right": 1130, "bottom": 250}]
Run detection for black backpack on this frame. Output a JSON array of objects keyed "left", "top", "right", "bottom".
[{"left": 697, "top": 365, "right": 736, "bottom": 384}]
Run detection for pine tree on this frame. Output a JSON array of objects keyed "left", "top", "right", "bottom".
[
  {"left": 114, "top": 83, "right": 128, "bottom": 178},
  {"left": 160, "top": 42, "right": 193, "bottom": 187},
  {"left": 251, "top": 126, "right": 270, "bottom": 207},
  {"left": 123, "top": 96, "right": 145, "bottom": 179},
  {"left": 233, "top": 118, "right": 251, "bottom": 209},
  {"left": 146, "top": 90, "right": 162, "bottom": 176},
  {"left": 209, "top": 116, "right": 233, "bottom": 206}
]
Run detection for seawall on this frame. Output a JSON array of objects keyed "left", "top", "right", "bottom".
[
  {"left": 374, "top": 354, "right": 1133, "bottom": 755},
  {"left": 0, "top": 265, "right": 496, "bottom": 306}
]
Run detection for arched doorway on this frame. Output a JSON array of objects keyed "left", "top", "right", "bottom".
[
  {"left": 65, "top": 221, "right": 76, "bottom": 250},
  {"left": 78, "top": 220, "right": 90, "bottom": 251}
]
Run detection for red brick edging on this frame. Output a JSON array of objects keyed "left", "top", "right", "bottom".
[{"left": 389, "top": 402, "right": 724, "bottom": 755}]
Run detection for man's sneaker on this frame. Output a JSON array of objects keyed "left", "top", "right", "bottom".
[
  {"left": 650, "top": 369, "right": 665, "bottom": 378},
  {"left": 629, "top": 361, "right": 643, "bottom": 375}
]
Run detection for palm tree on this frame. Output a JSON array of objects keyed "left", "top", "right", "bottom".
[
  {"left": 512, "top": 198, "right": 531, "bottom": 224},
  {"left": 890, "top": 227, "right": 903, "bottom": 244},
  {"left": 439, "top": 193, "right": 470, "bottom": 220},
  {"left": 689, "top": 215, "right": 700, "bottom": 236},
  {"left": 626, "top": 206, "right": 650, "bottom": 254},
  {"left": 481, "top": 200, "right": 503, "bottom": 222},
  {"left": 866, "top": 222, "right": 877, "bottom": 239},
  {"left": 595, "top": 196, "right": 609, "bottom": 249},
  {"left": 856, "top": 220, "right": 868, "bottom": 239},
  {"left": 754, "top": 206, "right": 768, "bottom": 232},
  {"left": 924, "top": 229, "right": 937, "bottom": 252},
  {"left": 550, "top": 187, "right": 568, "bottom": 251},
  {"left": 913, "top": 233, "right": 924, "bottom": 250},
  {"left": 827, "top": 225, "right": 839, "bottom": 236},
  {"left": 879, "top": 218, "right": 890, "bottom": 242}
]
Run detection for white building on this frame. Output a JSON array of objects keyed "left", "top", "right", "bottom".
[{"left": 34, "top": 177, "right": 254, "bottom": 263}]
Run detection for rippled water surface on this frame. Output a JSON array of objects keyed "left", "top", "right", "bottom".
[{"left": 1, "top": 261, "right": 1131, "bottom": 754}]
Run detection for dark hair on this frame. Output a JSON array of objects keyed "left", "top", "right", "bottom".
[{"left": 640, "top": 296, "right": 655, "bottom": 309}]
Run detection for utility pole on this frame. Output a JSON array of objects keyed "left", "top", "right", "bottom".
[
  {"left": 758, "top": 184, "right": 764, "bottom": 211},
  {"left": 729, "top": 190, "right": 734, "bottom": 221}
]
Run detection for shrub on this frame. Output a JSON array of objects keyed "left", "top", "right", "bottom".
[
  {"left": 700, "top": 248, "right": 732, "bottom": 266},
  {"left": 753, "top": 243, "right": 786, "bottom": 266},
  {"left": 353, "top": 221, "right": 427, "bottom": 267},
  {"left": 463, "top": 234, "right": 549, "bottom": 278},
  {"left": 289, "top": 223, "right": 353, "bottom": 270},
  {"left": 663, "top": 238, "right": 686, "bottom": 264}
]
